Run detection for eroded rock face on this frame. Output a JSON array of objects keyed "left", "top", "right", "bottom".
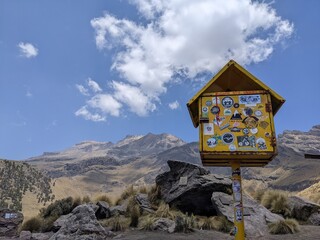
[
  {"left": 95, "top": 201, "right": 111, "bottom": 219},
  {"left": 135, "top": 194, "right": 154, "bottom": 213},
  {"left": 152, "top": 218, "right": 175, "bottom": 233},
  {"left": 50, "top": 204, "right": 112, "bottom": 240},
  {"left": 0, "top": 209, "right": 23, "bottom": 238},
  {"left": 211, "top": 192, "right": 283, "bottom": 238},
  {"left": 156, "top": 160, "right": 232, "bottom": 216}
]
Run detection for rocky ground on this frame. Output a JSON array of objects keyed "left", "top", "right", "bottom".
[{"left": 109, "top": 226, "right": 320, "bottom": 240}]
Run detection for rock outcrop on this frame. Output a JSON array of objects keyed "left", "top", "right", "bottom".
[
  {"left": 0, "top": 209, "right": 23, "bottom": 238},
  {"left": 50, "top": 204, "right": 113, "bottom": 240},
  {"left": 289, "top": 196, "right": 320, "bottom": 224},
  {"left": 156, "top": 160, "right": 231, "bottom": 216},
  {"left": 211, "top": 192, "right": 283, "bottom": 238}
]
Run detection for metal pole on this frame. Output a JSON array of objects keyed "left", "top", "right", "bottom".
[{"left": 231, "top": 161, "right": 245, "bottom": 240}]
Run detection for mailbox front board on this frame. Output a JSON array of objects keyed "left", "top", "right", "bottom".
[{"left": 199, "top": 90, "right": 277, "bottom": 167}]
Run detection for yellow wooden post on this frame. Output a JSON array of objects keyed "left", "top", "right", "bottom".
[{"left": 231, "top": 161, "right": 245, "bottom": 240}]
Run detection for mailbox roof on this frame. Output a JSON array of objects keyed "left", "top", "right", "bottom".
[{"left": 187, "top": 60, "right": 285, "bottom": 128}]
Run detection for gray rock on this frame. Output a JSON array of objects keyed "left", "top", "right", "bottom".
[
  {"left": 152, "top": 218, "right": 175, "bottom": 233},
  {"left": 52, "top": 214, "right": 72, "bottom": 232},
  {"left": 308, "top": 212, "right": 320, "bottom": 225},
  {"left": 109, "top": 205, "right": 126, "bottom": 217},
  {"left": 0, "top": 209, "right": 23, "bottom": 238},
  {"left": 19, "top": 231, "right": 31, "bottom": 240},
  {"left": 288, "top": 196, "right": 320, "bottom": 222},
  {"left": 156, "top": 160, "right": 231, "bottom": 216},
  {"left": 95, "top": 201, "right": 110, "bottom": 219},
  {"left": 211, "top": 192, "right": 283, "bottom": 238},
  {"left": 135, "top": 194, "right": 154, "bottom": 213},
  {"left": 50, "top": 204, "right": 113, "bottom": 240},
  {"left": 31, "top": 232, "right": 52, "bottom": 240}
]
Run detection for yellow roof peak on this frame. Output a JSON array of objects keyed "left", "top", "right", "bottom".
[{"left": 187, "top": 60, "right": 285, "bottom": 128}]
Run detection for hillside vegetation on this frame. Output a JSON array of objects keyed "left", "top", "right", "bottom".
[{"left": 0, "top": 159, "right": 54, "bottom": 211}]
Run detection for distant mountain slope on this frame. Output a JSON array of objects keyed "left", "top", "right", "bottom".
[{"left": 24, "top": 126, "right": 320, "bottom": 198}]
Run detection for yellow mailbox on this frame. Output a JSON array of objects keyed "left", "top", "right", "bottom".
[{"left": 187, "top": 60, "right": 285, "bottom": 167}]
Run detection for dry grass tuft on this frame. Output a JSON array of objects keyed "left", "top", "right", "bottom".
[
  {"left": 82, "top": 195, "right": 91, "bottom": 203},
  {"left": 174, "top": 214, "right": 195, "bottom": 233},
  {"left": 147, "top": 184, "right": 161, "bottom": 206},
  {"left": 268, "top": 218, "right": 300, "bottom": 234},
  {"left": 155, "top": 202, "right": 175, "bottom": 219},
  {"left": 106, "top": 215, "right": 129, "bottom": 232},
  {"left": 261, "top": 190, "right": 290, "bottom": 216},
  {"left": 139, "top": 215, "right": 155, "bottom": 231},
  {"left": 138, "top": 185, "right": 148, "bottom": 194},
  {"left": 95, "top": 194, "right": 112, "bottom": 205}
]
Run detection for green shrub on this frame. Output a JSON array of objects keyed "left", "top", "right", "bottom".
[
  {"left": 268, "top": 219, "right": 300, "bottom": 234},
  {"left": 72, "top": 196, "right": 82, "bottom": 209},
  {"left": 40, "top": 197, "right": 74, "bottom": 219},
  {"left": 21, "top": 217, "right": 42, "bottom": 233}
]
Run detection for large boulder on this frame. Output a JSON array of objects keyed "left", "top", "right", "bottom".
[
  {"left": 211, "top": 192, "right": 283, "bottom": 238},
  {"left": 288, "top": 196, "right": 320, "bottom": 223},
  {"left": 0, "top": 209, "right": 23, "bottom": 238},
  {"left": 50, "top": 204, "right": 113, "bottom": 240},
  {"left": 156, "top": 160, "right": 231, "bottom": 216}
]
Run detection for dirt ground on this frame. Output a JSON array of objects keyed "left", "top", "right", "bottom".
[{"left": 112, "top": 225, "right": 320, "bottom": 240}]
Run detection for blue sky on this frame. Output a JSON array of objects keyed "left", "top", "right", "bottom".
[{"left": 1, "top": 0, "right": 319, "bottom": 160}]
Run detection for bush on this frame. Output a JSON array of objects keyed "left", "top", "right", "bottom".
[
  {"left": 21, "top": 217, "right": 42, "bottom": 233},
  {"left": 40, "top": 197, "right": 74, "bottom": 219},
  {"left": 261, "top": 190, "right": 290, "bottom": 216},
  {"left": 175, "top": 214, "right": 195, "bottom": 233},
  {"left": 268, "top": 219, "right": 300, "bottom": 234}
]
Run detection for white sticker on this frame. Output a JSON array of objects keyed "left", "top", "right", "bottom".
[
  {"left": 203, "top": 123, "right": 214, "bottom": 135},
  {"left": 239, "top": 95, "right": 261, "bottom": 106}
]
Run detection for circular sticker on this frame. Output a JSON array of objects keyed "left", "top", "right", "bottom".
[
  {"left": 229, "top": 144, "right": 236, "bottom": 151},
  {"left": 233, "top": 103, "right": 239, "bottom": 108},
  {"left": 250, "top": 128, "right": 258, "bottom": 134},
  {"left": 256, "top": 138, "right": 267, "bottom": 150},
  {"left": 242, "top": 128, "right": 249, "bottom": 135},
  {"left": 255, "top": 110, "right": 262, "bottom": 117},
  {"left": 207, "top": 138, "right": 217, "bottom": 148},
  {"left": 244, "top": 107, "right": 253, "bottom": 116},
  {"left": 222, "top": 133, "right": 234, "bottom": 144},
  {"left": 222, "top": 97, "right": 234, "bottom": 108},
  {"left": 265, "top": 132, "right": 271, "bottom": 138},
  {"left": 202, "top": 106, "right": 208, "bottom": 113},
  {"left": 205, "top": 100, "right": 212, "bottom": 106},
  {"left": 211, "top": 106, "right": 220, "bottom": 114}
]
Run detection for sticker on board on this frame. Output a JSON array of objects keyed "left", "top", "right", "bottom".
[
  {"left": 239, "top": 95, "right": 261, "bottom": 106},
  {"left": 222, "top": 97, "right": 234, "bottom": 108},
  {"left": 203, "top": 123, "right": 214, "bottom": 135},
  {"left": 222, "top": 133, "right": 234, "bottom": 144}
]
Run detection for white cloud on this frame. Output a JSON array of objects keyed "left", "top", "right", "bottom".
[
  {"left": 75, "top": 106, "right": 106, "bottom": 122},
  {"left": 18, "top": 42, "right": 38, "bottom": 58},
  {"left": 168, "top": 100, "right": 179, "bottom": 110},
  {"left": 76, "top": 84, "right": 89, "bottom": 96},
  {"left": 87, "top": 94, "right": 122, "bottom": 117},
  {"left": 113, "top": 81, "right": 156, "bottom": 116},
  {"left": 89, "top": 0, "right": 294, "bottom": 117},
  {"left": 87, "top": 78, "right": 102, "bottom": 92}
]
